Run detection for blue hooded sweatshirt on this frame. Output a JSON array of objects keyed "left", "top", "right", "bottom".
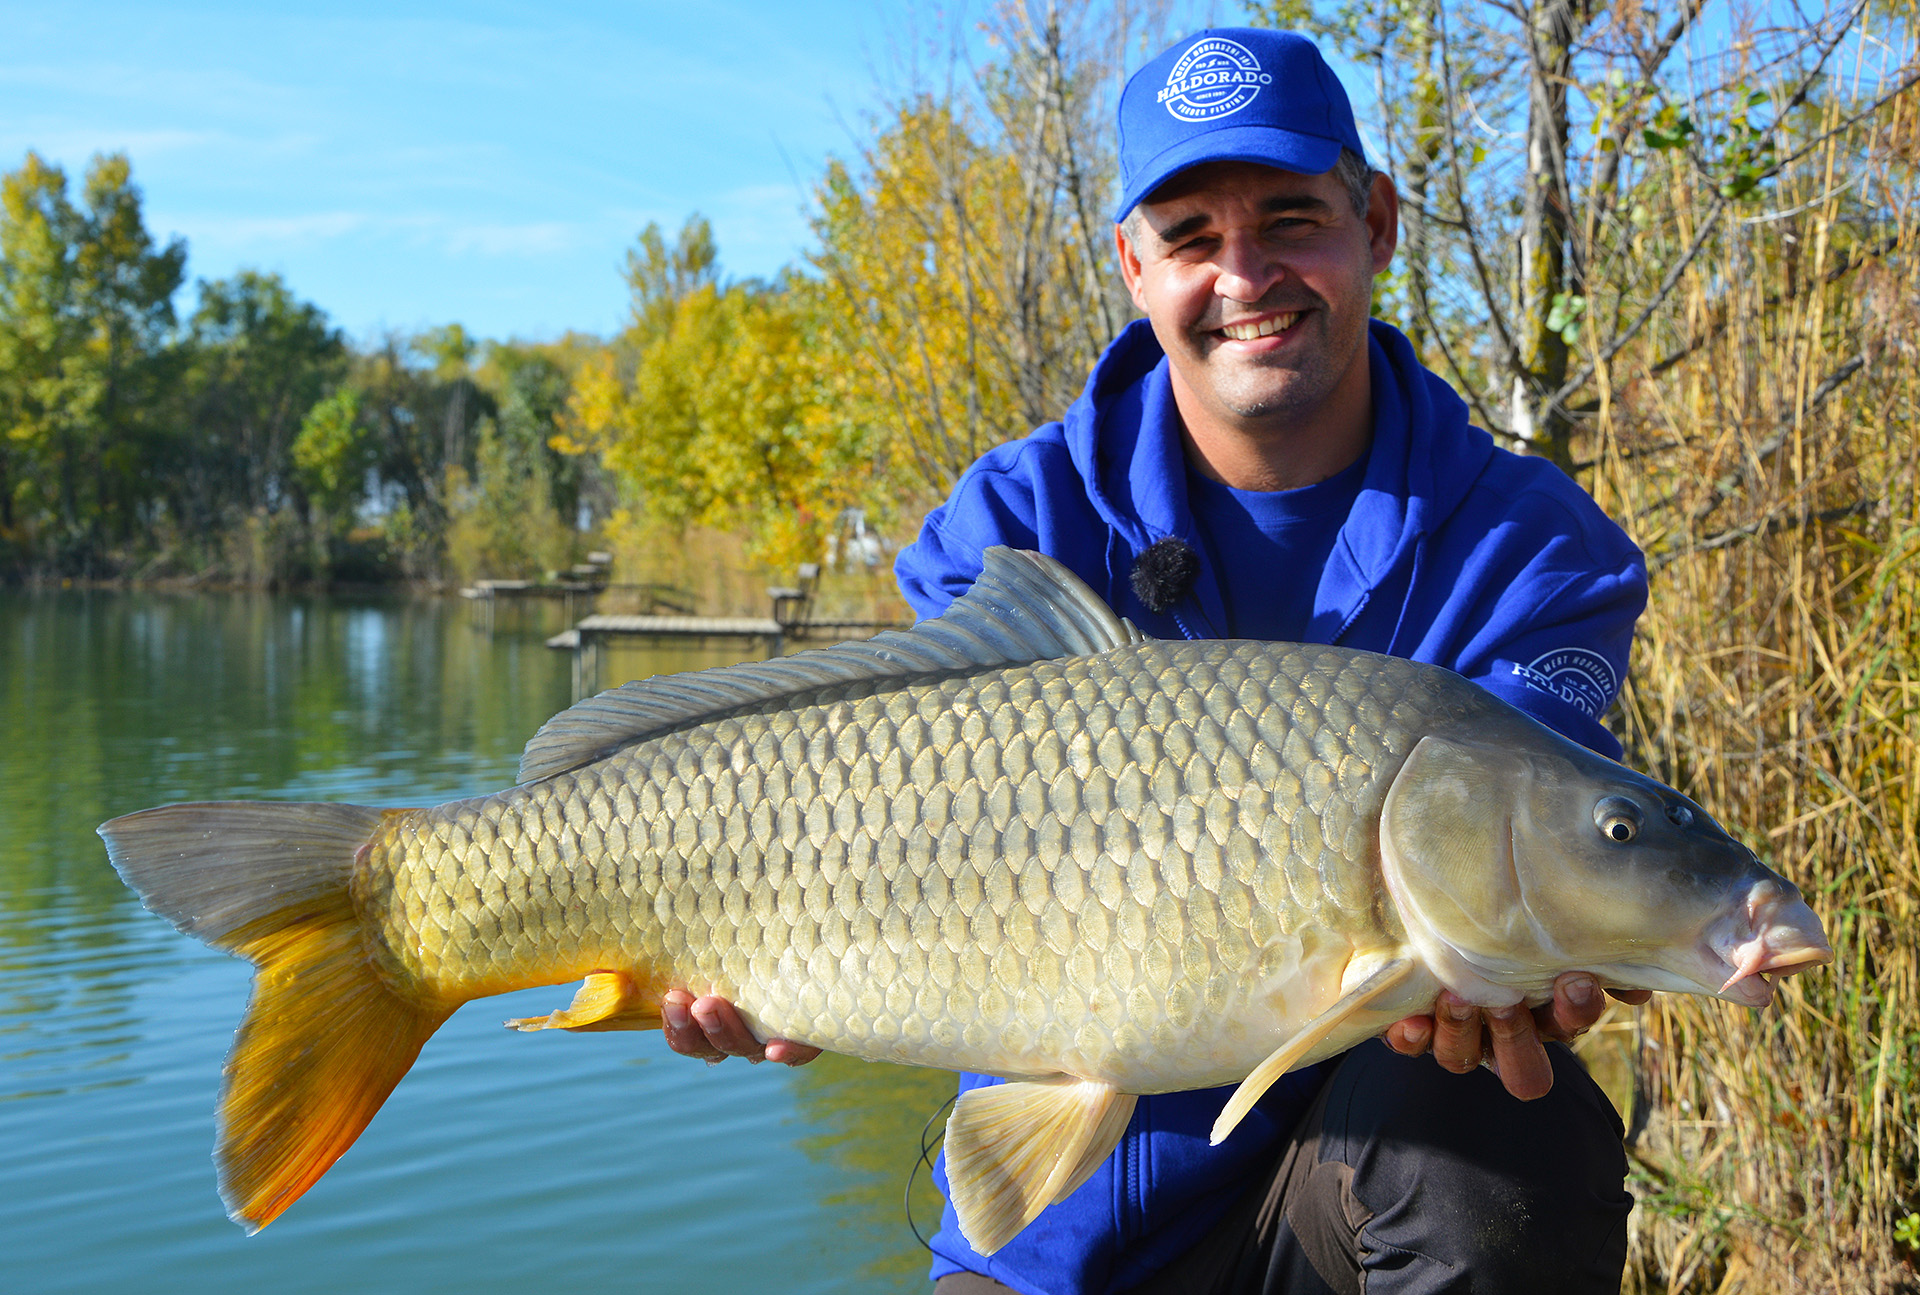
[{"left": 895, "top": 318, "right": 1648, "bottom": 1295}]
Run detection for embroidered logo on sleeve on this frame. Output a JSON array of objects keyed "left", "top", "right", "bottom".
[
  {"left": 1158, "top": 38, "right": 1272, "bottom": 122},
  {"left": 1511, "top": 648, "right": 1617, "bottom": 718}
]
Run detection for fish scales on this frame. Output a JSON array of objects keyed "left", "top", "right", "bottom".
[
  {"left": 354, "top": 639, "right": 1454, "bottom": 1095},
  {"left": 100, "top": 548, "right": 1834, "bottom": 1247}
]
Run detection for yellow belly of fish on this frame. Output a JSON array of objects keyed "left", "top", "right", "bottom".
[{"left": 357, "top": 643, "right": 1427, "bottom": 1094}]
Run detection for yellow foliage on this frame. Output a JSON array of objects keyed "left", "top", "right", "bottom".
[
  {"left": 575, "top": 270, "right": 869, "bottom": 573},
  {"left": 810, "top": 97, "right": 1120, "bottom": 510},
  {"left": 575, "top": 78, "right": 1126, "bottom": 575}
]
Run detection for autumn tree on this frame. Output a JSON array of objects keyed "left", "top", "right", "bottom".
[
  {"left": 809, "top": 2, "right": 1168, "bottom": 513},
  {"left": 566, "top": 217, "right": 865, "bottom": 569}
]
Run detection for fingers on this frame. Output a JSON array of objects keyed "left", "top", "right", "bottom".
[
  {"left": 659, "top": 990, "right": 817, "bottom": 1066},
  {"left": 1535, "top": 973, "right": 1650, "bottom": 1042},
  {"left": 661, "top": 990, "right": 730, "bottom": 1061},
  {"left": 764, "top": 1039, "right": 823, "bottom": 1066},
  {"left": 1382, "top": 1013, "right": 1434, "bottom": 1057},
  {"left": 1397, "top": 980, "right": 1653, "bottom": 1101},
  {"left": 1483, "top": 1003, "right": 1554, "bottom": 1101},
  {"left": 1429, "top": 993, "right": 1486, "bottom": 1073},
  {"left": 1426, "top": 992, "right": 1551, "bottom": 1102},
  {"left": 1533, "top": 973, "right": 1604, "bottom": 1043}
]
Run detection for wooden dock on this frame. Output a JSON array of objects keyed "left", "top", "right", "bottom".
[
  {"left": 513, "top": 559, "right": 910, "bottom": 697},
  {"left": 549, "top": 613, "right": 910, "bottom": 697},
  {"left": 462, "top": 579, "right": 599, "bottom": 631},
  {"left": 557, "top": 614, "right": 785, "bottom": 697}
]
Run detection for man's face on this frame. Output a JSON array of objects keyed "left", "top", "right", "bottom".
[{"left": 1116, "top": 161, "right": 1397, "bottom": 440}]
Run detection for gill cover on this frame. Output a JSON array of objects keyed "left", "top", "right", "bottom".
[{"left": 1378, "top": 733, "right": 1541, "bottom": 1004}]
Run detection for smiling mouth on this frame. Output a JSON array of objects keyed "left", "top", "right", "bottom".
[{"left": 1216, "top": 312, "right": 1302, "bottom": 342}]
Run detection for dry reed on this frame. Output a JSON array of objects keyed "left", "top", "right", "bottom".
[{"left": 1577, "top": 26, "right": 1920, "bottom": 1291}]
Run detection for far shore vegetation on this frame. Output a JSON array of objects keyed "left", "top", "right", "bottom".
[{"left": 3, "top": 1, "right": 1916, "bottom": 1289}]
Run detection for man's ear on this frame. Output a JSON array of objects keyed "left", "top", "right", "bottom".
[
  {"left": 1115, "top": 222, "right": 1150, "bottom": 313},
  {"left": 1366, "top": 173, "right": 1400, "bottom": 274}
]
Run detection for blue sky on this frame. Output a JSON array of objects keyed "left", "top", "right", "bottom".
[
  {"left": 1, "top": 1, "right": 904, "bottom": 342},
  {"left": 2, "top": 1, "right": 1274, "bottom": 345}
]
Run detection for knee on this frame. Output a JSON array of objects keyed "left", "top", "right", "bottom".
[{"left": 1320, "top": 1043, "right": 1632, "bottom": 1292}]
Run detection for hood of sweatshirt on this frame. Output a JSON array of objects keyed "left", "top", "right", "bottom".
[{"left": 1060, "top": 316, "right": 1495, "bottom": 645}]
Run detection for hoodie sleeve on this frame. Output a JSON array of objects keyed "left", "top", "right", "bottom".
[
  {"left": 1395, "top": 439, "right": 1649, "bottom": 760},
  {"left": 1465, "top": 561, "right": 1645, "bottom": 758},
  {"left": 895, "top": 426, "right": 1100, "bottom": 622},
  {"left": 896, "top": 511, "right": 1006, "bottom": 622}
]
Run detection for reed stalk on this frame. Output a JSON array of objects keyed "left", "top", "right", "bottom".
[{"left": 1578, "top": 23, "right": 1920, "bottom": 1288}]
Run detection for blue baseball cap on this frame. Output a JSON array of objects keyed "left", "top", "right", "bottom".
[{"left": 1114, "top": 28, "right": 1366, "bottom": 222}]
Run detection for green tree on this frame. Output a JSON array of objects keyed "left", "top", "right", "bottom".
[
  {"left": 0, "top": 150, "right": 184, "bottom": 568},
  {"left": 0, "top": 153, "right": 81, "bottom": 546},
  {"left": 480, "top": 339, "right": 592, "bottom": 529},
  {"left": 177, "top": 271, "right": 345, "bottom": 545},
  {"left": 290, "top": 385, "right": 372, "bottom": 529}
]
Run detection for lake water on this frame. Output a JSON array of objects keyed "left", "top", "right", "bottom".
[{"left": 0, "top": 588, "right": 953, "bottom": 1294}]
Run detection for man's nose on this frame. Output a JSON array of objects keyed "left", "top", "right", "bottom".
[{"left": 1212, "top": 234, "right": 1284, "bottom": 302}]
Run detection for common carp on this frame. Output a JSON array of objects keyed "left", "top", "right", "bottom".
[{"left": 100, "top": 547, "right": 1830, "bottom": 1254}]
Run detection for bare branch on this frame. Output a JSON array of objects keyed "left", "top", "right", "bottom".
[
  {"left": 1433, "top": 0, "right": 1522, "bottom": 382},
  {"left": 1551, "top": 1, "right": 1895, "bottom": 416},
  {"left": 1651, "top": 498, "right": 1874, "bottom": 569}
]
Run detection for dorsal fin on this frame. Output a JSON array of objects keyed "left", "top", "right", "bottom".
[{"left": 517, "top": 547, "right": 1147, "bottom": 784}]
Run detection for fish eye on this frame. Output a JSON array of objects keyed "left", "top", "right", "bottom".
[
  {"left": 1665, "top": 802, "right": 1694, "bottom": 828},
  {"left": 1594, "top": 796, "right": 1643, "bottom": 843}
]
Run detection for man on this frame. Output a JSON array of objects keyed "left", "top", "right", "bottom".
[{"left": 666, "top": 27, "right": 1650, "bottom": 1295}]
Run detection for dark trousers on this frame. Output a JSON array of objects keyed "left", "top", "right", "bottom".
[{"left": 935, "top": 1041, "right": 1631, "bottom": 1295}]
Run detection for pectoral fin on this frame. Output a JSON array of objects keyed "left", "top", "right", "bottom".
[
  {"left": 942, "top": 1077, "right": 1137, "bottom": 1255},
  {"left": 1210, "top": 958, "right": 1415, "bottom": 1146},
  {"left": 506, "top": 972, "right": 660, "bottom": 1033}
]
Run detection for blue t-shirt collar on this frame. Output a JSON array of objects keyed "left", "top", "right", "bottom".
[{"left": 1077, "top": 318, "right": 1453, "bottom": 642}]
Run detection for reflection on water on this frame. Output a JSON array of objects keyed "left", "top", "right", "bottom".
[
  {"left": 790, "top": 1054, "right": 958, "bottom": 1283},
  {"left": 0, "top": 588, "right": 949, "bottom": 1293}
]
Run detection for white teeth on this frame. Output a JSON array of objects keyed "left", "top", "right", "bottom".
[{"left": 1219, "top": 313, "right": 1300, "bottom": 341}]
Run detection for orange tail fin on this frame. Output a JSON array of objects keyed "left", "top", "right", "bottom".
[{"left": 100, "top": 801, "right": 452, "bottom": 1232}]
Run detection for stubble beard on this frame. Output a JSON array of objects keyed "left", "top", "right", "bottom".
[{"left": 1192, "top": 310, "right": 1358, "bottom": 427}]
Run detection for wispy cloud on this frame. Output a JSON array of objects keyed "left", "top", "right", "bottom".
[
  {"left": 1, "top": 1, "right": 892, "bottom": 337},
  {"left": 0, "top": 127, "right": 231, "bottom": 166},
  {"left": 179, "top": 211, "right": 375, "bottom": 247},
  {"left": 177, "top": 210, "right": 598, "bottom": 260},
  {"left": 441, "top": 221, "right": 583, "bottom": 257}
]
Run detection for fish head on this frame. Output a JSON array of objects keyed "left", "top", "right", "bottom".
[{"left": 1379, "top": 727, "right": 1832, "bottom": 1008}]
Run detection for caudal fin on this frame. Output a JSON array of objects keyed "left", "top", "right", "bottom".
[{"left": 100, "top": 801, "right": 452, "bottom": 1233}]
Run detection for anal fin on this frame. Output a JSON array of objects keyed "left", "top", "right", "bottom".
[
  {"left": 506, "top": 971, "right": 660, "bottom": 1033},
  {"left": 1210, "top": 958, "right": 1415, "bottom": 1146},
  {"left": 942, "top": 1077, "right": 1137, "bottom": 1256}
]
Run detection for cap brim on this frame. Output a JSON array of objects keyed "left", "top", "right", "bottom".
[{"left": 1113, "top": 126, "right": 1345, "bottom": 222}]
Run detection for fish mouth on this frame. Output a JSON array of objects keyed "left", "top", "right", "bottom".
[
  {"left": 1715, "top": 942, "right": 1833, "bottom": 1005},
  {"left": 1706, "top": 878, "right": 1833, "bottom": 1006}
]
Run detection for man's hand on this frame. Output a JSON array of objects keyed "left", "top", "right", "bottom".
[
  {"left": 1382, "top": 973, "right": 1652, "bottom": 1101},
  {"left": 660, "top": 990, "right": 822, "bottom": 1066}
]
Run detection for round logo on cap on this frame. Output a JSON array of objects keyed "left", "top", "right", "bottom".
[{"left": 1157, "top": 37, "right": 1272, "bottom": 122}]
